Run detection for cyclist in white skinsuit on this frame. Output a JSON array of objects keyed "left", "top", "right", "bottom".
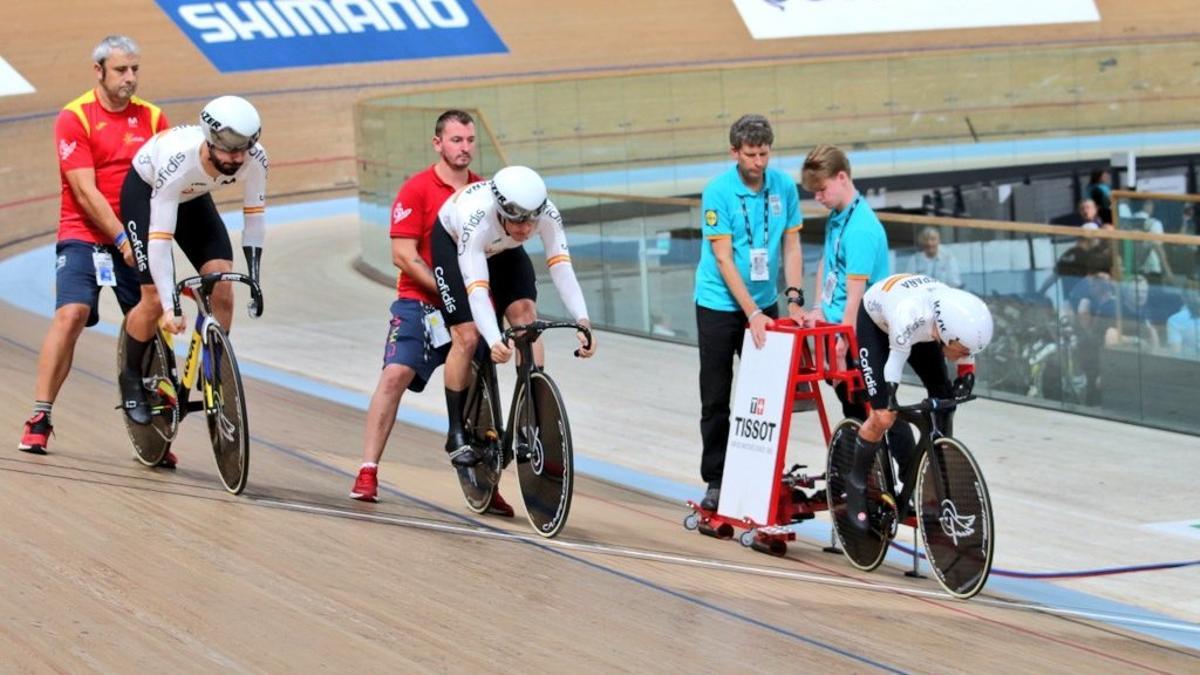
[
  {"left": 431, "top": 165, "right": 596, "bottom": 467},
  {"left": 843, "top": 273, "right": 993, "bottom": 531},
  {"left": 118, "top": 95, "right": 267, "bottom": 429}
]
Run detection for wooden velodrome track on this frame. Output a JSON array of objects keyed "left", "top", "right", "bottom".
[{"left": 2, "top": 1, "right": 1200, "bottom": 671}]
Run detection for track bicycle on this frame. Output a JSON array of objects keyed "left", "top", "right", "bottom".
[
  {"left": 826, "top": 394, "right": 995, "bottom": 599},
  {"left": 117, "top": 272, "right": 262, "bottom": 495},
  {"left": 456, "top": 320, "right": 592, "bottom": 538}
]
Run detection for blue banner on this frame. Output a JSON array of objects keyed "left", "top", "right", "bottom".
[{"left": 156, "top": 0, "right": 507, "bottom": 72}]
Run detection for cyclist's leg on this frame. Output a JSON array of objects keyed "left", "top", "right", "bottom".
[
  {"left": 119, "top": 174, "right": 164, "bottom": 423},
  {"left": 490, "top": 246, "right": 540, "bottom": 366},
  {"left": 177, "top": 194, "right": 234, "bottom": 330},
  {"left": 845, "top": 306, "right": 896, "bottom": 529},
  {"left": 431, "top": 223, "right": 482, "bottom": 465}
]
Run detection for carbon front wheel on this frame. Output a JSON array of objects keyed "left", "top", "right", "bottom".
[
  {"left": 204, "top": 324, "right": 249, "bottom": 495},
  {"left": 916, "top": 437, "right": 995, "bottom": 599},
  {"left": 511, "top": 372, "right": 573, "bottom": 539}
]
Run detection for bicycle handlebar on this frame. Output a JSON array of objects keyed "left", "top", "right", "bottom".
[
  {"left": 502, "top": 320, "right": 593, "bottom": 357},
  {"left": 890, "top": 394, "right": 976, "bottom": 416},
  {"left": 173, "top": 272, "right": 264, "bottom": 319}
]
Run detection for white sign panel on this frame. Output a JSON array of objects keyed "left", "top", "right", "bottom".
[
  {"left": 733, "top": 0, "right": 1100, "bottom": 40},
  {"left": 719, "top": 329, "right": 795, "bottom": 524},
  {"left": 0, "top": 56, "right": 34, "bottom": 97}
]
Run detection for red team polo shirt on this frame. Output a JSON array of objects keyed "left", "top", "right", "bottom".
[
  {"left": 55, "top": 89, "right": 168, "bottom": 244},
  {"left": 390, "top": 165, "right": 481, "bottom": 304}
]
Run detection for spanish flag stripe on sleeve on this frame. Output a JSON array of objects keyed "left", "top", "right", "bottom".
[
  {"left": 882, "top": 273, "right": 913, "bottom": 291},
  {"left": 149, "top": 232, "right": 174, "bottom": 241},
  {"left": 547, "top": 254, "right": 571, "bottom": 267},
  {"left": 243, "top": 206, "right": 265, "bottom": 214},
  {"left": 466, "top": 281, "right": 490, "bottom": 294}
]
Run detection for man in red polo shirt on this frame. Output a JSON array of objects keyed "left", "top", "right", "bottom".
[
  {"left": 349, "top": 110, "right": 511, "bottom": 515},
  {"left": 18, "top": 35, "right": 169, "bottom": 456}
]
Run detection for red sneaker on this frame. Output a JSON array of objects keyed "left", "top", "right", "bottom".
[
  {"left": 485, "top": 490, "right": 514, "bottom": 518},
  {"left": 350, "top": 465, "right": 378, "bottom": 502},
  {"left": 157, "top": 451, "right": 178, "bottom": 470},
  {"left": 18, "top": 413, "right": 53, "bottom": 455}
]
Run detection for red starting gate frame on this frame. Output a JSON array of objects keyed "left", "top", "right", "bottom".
[{"left": 684, "top": 319, "right": 866, "bottom": 556}]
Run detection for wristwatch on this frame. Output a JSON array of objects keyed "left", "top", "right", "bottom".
[{"left": 785, "top": 286, "right": 805, "bottom": 307}]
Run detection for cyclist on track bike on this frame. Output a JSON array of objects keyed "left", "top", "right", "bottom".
[
  {"left": 843, "top": 273, "right": 993, "bottom": 531},
  {"left": 117, "top": 95, "right": 267, "bottom": 436},
  {"left": 432, "top": 165, "right": 597, "bottom": 468}
]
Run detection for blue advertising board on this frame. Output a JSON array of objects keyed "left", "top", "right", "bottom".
[{"left": 156, "top": 0, "right": 508, "bottom": 72}]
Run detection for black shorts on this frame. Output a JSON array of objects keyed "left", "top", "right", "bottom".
[
  {"left": 855, "top": 304, "right": 953, "bottom": 410},
  {"left": 430, "top": 223, "right": 537, "bottom": 327},
  {"left": 120, "top": 171, "right": 233, "bottom": 285}
]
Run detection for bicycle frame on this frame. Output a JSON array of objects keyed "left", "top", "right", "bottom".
[{"left": 877, "top": 398, "right": 963, "bottom": 527}]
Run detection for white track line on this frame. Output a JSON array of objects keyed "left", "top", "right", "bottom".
[{"left": 254, "top": 497, "right": 1200, "bottom": 636}]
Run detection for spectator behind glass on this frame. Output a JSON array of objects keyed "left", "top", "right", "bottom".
[
  {"left": 906, "top": 226, "right": 962, "bottom": 288},
  {"left": 1037, "top": 222, "right": 1115, "bottom": 301},
  {"left": 1099, "top": 274, "right": 1160, "bottom": 348},
  {"left": 1132, "top": 200, "right": 1175, "bottom": 284},
  {"left": 1087, "top": 168, "right": 1113, "bottom": 224},
  {"left": 1166, "top": 280, "right": 1200, "bottom": 358}
]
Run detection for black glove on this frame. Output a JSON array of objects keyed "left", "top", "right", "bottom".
[
  {"left": 242, "top": 246, "right": 264, "bottom": 318},
  {"left": 952, "top": 372, "right": 975, "bottom": 399}
]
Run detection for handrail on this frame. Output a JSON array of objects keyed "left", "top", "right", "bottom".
[{"left": 1112, "top": 189, "right": 1200, "bottom": 205}]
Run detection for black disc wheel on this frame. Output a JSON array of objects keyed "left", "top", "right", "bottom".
[
  {"left": 511, "top": 372, "right": 573, "bottom": 539},
  {"left": 457, "top": 360, "right": 503, "bottom": 513},
  {"left": 117, "top": 321, "right": 176, "bottom": 467},
  {"left": 826, "top": 418, "right": 893, "bottom": 572},
  {"left": 917, "top": 437, "right": 995, "bottom": 599}
]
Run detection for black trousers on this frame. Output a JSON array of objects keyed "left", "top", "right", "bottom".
[{"left": 696, "top": 303, "right": 779, "bottom": 485}]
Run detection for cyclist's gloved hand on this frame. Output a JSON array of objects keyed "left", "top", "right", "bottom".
[
  {"left": 885, "top": 382, "right": 900, "bottom": 411},
  {"left": 952, "top": 372, "right": 975, "bottom": 399},
  {"left": 242, "top": 246, "right": 264, "bottom": 318}
]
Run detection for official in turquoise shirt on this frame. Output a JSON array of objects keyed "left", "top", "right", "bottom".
[
  {"left": 818, "top": 192, "right": 890, "bottom": 324},
  {"left": 692, "top": 114, "right": 804, "bottom": 513},
  {"left": 694, "top": 165, "right": 801, "bottom": 311}
]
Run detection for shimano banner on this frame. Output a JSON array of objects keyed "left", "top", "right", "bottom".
[
  {"left": 156, "top": 0, "right": 507, "bottom": 72},
  {"left": 733, "top": 0, "right": 1100, "bottom": 39}
]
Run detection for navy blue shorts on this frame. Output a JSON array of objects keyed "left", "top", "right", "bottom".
[
  {"left": 383, "top": 298, "right": 449, "bottom": 393},
  {"left": 55, "top": 239, "right": 141, "bottom": 327}
]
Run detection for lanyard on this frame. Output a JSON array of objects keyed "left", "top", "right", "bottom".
[
  {"left": 738, "top": 188, "right": 770, "bottom": 248},
  {"left": 829, "top": 196, "right": 860, "bottom": 264}
]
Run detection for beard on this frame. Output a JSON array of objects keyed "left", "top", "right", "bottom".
[{"left": 213, "top": 158, "right": 243, "bottom": 176}]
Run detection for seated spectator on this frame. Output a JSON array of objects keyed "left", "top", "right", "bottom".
[
  {"left": 1166, "top": 280, "right": 1200, "bottom": 358},
  {"left": 1132, "top": 200, "right": 1174, "bottom": 284},
  {"left": 1052, "top": 199, "right": 1104, "bottom": 228},
  {"left": 1037, "top": 223, "right": 1115, "bottom": 301},
  {"left": 1098, "top": 274, "right": 1161, "bottom": 348},
  {"left": 905, "top": 226, "right": 962, "bottom": 287}
]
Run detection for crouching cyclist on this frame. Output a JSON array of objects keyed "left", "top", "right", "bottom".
[
  {"left": 844, "top": 273, "right": 993, "bottom": 530},
  {"left": 117, "top": 95, "right": 267, "bottom": 468},
  {"left": 432, "top": 165, "right": 597, "bottom": 484}
]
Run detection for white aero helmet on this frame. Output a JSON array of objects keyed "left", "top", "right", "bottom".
[
  {"left": 491, "top": 165, "right": 547, "bottom": 222},
  {"left": 200, "top": 95, "right": 261, "bottom": 152},
  {"left": 932, "top": 288, "right": 994, "bottom": 355}
]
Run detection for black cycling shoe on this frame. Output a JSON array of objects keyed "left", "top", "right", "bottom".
[
  {"left": 842, "top": 475, "right": 871, "bottom": 533},
  {"left": 118, "top": 369, "right": 152, "bottom": 426},
  {"left": 445, "top": 432, "right": 482, "bottom": 468}
]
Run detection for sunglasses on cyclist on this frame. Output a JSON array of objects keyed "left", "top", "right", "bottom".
[{"left": 497, "top": 200, "right": 545, "bottom": 223}]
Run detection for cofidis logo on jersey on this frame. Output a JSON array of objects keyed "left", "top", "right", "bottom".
[{"left": 156, "top": 1, "right": 507, "bottom": 72}]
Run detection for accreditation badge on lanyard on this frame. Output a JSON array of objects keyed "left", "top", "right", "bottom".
[
  {"left": 742, "top": 189, "right": 771, "bottom": 282},
  {"left": 93, "top": 248, "right": 116, "bottom": 287}
]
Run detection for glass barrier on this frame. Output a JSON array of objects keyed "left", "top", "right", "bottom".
[{"left": 354, "top": 46, "right": 1200, "bottom": 434}]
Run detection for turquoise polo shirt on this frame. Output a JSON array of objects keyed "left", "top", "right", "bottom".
[
  {"left": 694, "top": 165, "right": 801, "bottom": 312},
  {"left": 820, "top": 193, "right": 890, "bottom": 323}
]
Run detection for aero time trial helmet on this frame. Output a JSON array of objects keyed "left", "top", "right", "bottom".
[
  {"left": 932, "top": 288, "right": 994, "bottom": 355},
  {"left": 491, "top": 165, "right": 547, "bottom": 222},
  {"left": 200, "top": 95, "right": 261, "bottom": 152}
]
